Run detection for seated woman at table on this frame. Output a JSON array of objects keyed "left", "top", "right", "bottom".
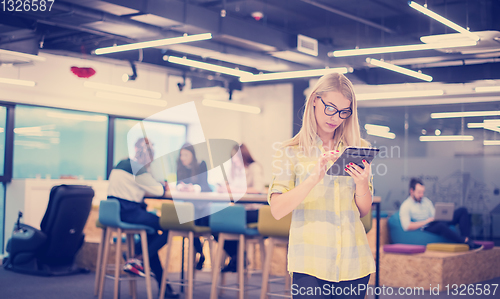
[
  {"left": 176, "top": 142, "right": 211, "bottom": 270},
  {"left": 217, "top": 143, "right": 265, "bottom": 272},
  {"left": 228, "top": 143, "right": 265, "bottom": 194},
  {"left": 176, "top": 142, "right": 211, "bottom": 193}
]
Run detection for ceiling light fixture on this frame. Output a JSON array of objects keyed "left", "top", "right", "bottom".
[
  {"left": 182, "top": 86, "right": 227, "bottom": 95},
  {"left": 46, "top": 111, "right": 107, "bottom": 122},
  {"left": 467, "top": 120, "right": 500, "bottom": 128},
  {"left": 483, "top": 126, "right": 500, "bottom": 133},
  {"left": 0, "top": 77, "right": 36, "bottom": 87},
  {"left": 364, "top": 124, "right": 395, "bottom": 139},
  {"left": 165, "top": 44, "right": 289, "bottom": 72},
  {"left": 202, "top": 99, "right": 261, "bottom": 114},
  {"left": 83, "top": 82, "right": 162, "bottom": 99},
  {"left": 239, "top": 67, "right": 351, "bottom": 82},
  {"left": 14, "top": 126, "right": 43, "bottom": 134},
  {"left": 484, "top": 119, "right": 500, "bottom": 126},
  {"left": 0, "top": 49, "right": 46, "bottom": 62},
  {"left": 366, "top": 131, "right": 396, "bottom": 139},
  {"left": 122, "top": 60, "right": 138, "bottom": 82},
  {"left": 96, "top": 92, "right": 167, "bottom": 107},
  {"left": 484, "top": 140, "right": 500, "bottom": 145},
  {"left": 357, "top": 90, "right": 444, "bottom": 101},
  {"left": 475, "top": 86, "right": 500, "bottom": 93},
  {"left": 467, "top": 120, "right": 500, "bottom": 133},
  {"left": 364, "top": 124, "right": 390, "bottom": 132},
  {"left": 419, "top": 135, "right": 474, "bottom": 142},
  {"left": 408, "top": 1, "right": 480, "bottom": 42},
  {"left": 94, "top": 33, "right": 212, "bottom": 55},
  {"left": 165, "top": 56, "right": 253, "bottom": 77},
  {"left": 431, "top": 111, "right": 500, "bottom": 119},
  {"left": 329, "top": 40, "right": 477, "bottom": 57},
  {"left": 366, "top": 58, "right": 433, "bottom": 82},
  {"left": 419, "top": 32, "right": 478, "bottom": 44}
]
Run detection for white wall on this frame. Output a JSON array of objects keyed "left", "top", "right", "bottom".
[
  {"left": 240, "top": 84, "right": 293, "bottom": 185},
  {"left": 0, "top": 52, "right": 214, "bottom": 121}
]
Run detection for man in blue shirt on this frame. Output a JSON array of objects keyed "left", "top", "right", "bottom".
[{"left": 399, "top": 178, "right": 481, "bottom": 250}]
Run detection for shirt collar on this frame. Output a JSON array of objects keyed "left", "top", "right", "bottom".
[
  {"left": 315, "top": 135, "right": 323, "bottom": 146},
  {"left": 315, "top": 135, "right": 345, "bottom": 152}
]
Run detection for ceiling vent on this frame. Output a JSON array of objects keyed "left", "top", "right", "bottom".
[{"left": 297, "top": 34, "right": 318, "bottom": 57}]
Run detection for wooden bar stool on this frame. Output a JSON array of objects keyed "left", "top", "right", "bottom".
[
  {"left": 258, "top": 205, "right": 292, "bottom": 299},
  {"left": 158, "top": 201, "right": 213, "bottom": 299},
  {"left": 209, "top": 203, "right": 265, "bottom": 299},
  {"left": 93, "top": 219, "right": 107, "bottom": 296},
  {"left": 97, "top": 199, "right": 154, "bottom": 299}
]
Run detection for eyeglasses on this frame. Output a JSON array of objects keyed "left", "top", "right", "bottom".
[{"left": 320, "top": 98, "right": 352, "bottom": 119}]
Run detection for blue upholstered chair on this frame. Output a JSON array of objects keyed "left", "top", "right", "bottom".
[
  {"left": 209, "top": 203, "right": 265, "bottom": 299},
  {"left": 388, "top": 211, "right": 459, "bottom": 245}
]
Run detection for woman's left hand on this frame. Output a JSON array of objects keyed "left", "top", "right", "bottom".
[{"left": 344, "top": 159, "right": 371, "bottom": 186}]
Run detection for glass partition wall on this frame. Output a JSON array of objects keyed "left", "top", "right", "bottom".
[
  {"left": 1, "top": 105, "right": 187, "bottom": 254},
  {"left": 358, "top": 101, "right": 500, "bottom": 240},
  {"left": 13, "top": 105, "right": 108, "bottom": 180},
  {"left": 0, "top": 106, "right": 7, "bottom": 253}
]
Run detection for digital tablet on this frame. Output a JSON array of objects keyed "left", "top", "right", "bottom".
[{"left": 326, "top": 146, "right": 379, "bottom": 176}]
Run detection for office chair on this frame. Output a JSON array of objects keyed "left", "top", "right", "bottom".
[{"left": 3, "top": 184, "right": 94, "bottom": 276}]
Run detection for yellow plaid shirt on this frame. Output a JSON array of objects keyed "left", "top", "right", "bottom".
[{"left": 267, "top": 138, "right": 375, "bottom": 282}]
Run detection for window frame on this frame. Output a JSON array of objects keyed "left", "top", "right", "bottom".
[{"left": 107, "top": 114, "right": 189, "bottom": 179}]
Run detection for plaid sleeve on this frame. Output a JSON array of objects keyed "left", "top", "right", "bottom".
[{"left": 267, "top": 146, "right": 296, "bottom": 204}]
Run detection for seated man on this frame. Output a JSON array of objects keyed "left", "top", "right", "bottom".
[
  {"left": 107, "top": 137, "right": 179, "bottom": 298},
  {"left": 399, "top": 178, "right": 481, "bottom": 250}
]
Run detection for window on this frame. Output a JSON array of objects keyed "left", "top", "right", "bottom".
[
  {"left": 0, "top": 105, "right": 6, "bottom": 252},
  {"left": 14, "top": 105, "right": 108, "bottom": 180},
  {"left": 0, "top": 106, "right": 6, "bottom": 176},
  {"left": 113, "top": 118, "right": 186, "bottom": 181},
  {"left": 0, "top": 183, "right": 5, "bottom": 253},
  {"left": 358, "top": 102, "right": 500, "bottom": 240}
]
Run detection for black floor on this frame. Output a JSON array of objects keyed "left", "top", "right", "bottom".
[{"left": 1, "top": 266, "right": 500, "bottom": 299}]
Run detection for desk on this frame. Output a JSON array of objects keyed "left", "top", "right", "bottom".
[
  {"left": 145, "top": 192, "right": 267, "bottom": 211},
  {"left": 149, "top": 191, "right": 267, "bottom": 202}
]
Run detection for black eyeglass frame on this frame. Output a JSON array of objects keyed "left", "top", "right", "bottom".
[{"left": 320, "top": 98, "right": 352, "bottom": 119}]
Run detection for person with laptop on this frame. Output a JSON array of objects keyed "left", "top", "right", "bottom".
[{"left": 399, "top": 178, "right": 481, "bottom": 250}]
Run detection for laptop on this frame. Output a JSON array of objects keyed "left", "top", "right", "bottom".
[{"left": 434, "top": 202, "right": 455, "bottom": 221}]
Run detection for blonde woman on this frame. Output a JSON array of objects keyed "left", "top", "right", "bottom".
[{"left": 268, "top": 73, "right": 375, "bottom": 298}]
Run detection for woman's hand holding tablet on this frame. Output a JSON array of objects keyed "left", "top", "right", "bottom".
[
  {"left": 326, "top": 147, "right": 379, "bottom": 176},
  {"left": 308, "top": 150, "right": 342, "bottom": 185}
]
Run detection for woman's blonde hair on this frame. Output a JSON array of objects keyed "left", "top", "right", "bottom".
[{"left": 283, "top": 72, "right": 362, "bottom": 153}]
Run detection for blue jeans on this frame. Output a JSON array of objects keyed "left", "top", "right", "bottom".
[
  {"left": 115, "top": 198, "right": 168, "bottom": 287},
  {"left": 292, "top": 272, "right": 370, "bottom": 299},
  {"left": 424, "top": 207, "right": 471, "bottom": 243}
]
